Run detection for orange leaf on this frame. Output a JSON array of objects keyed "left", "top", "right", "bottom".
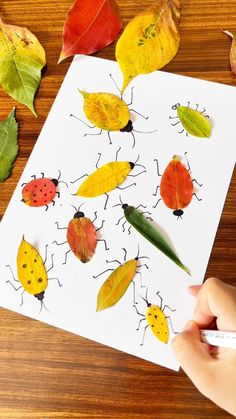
[
  {"left": 223, "top": 30, "right": 236, "bottom": 75},
  {"left": 59, "top": 0, "right": 122, "bottom": 63}
]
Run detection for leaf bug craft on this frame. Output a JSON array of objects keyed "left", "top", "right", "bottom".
[
  {"left": 134, "top": 287, "right": 177, "bottom": 345},
  {"left": 94, "top": 247, "right": 149, "bottom": 311},
  {"left": 153, "top": 153, "right": 202, "bottom": 218},
  {"left": 169, "top": 102, "right": 211, "bottom": 138},
  {"left": 53, "top": 204, "right": 108, "bottom": 264},
  {"left": 70, "top": 75, "right": 156, "bottom": 148},
  {"left": 71, "top": 147, "right": 146, "bottom": 209},
  {"left": 21, "top": 170, "right": 68, "bottom": 210},
  {"left": 114, "top": 196, "right": 190, "bottom": 275},
  {"left": 6, "top": 236, "right": 62, "bottom": 312}
]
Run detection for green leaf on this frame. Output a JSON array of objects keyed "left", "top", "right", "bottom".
[
  {"left": 177, "top": 106, "right": 211, "bottom": 138},
  {"left": 124, "top": 205, "right": 190, "bottom": 275},
  {"left": 0, "top": 107, "right": 19, "bottom": 182},
  {"left": 0, "top": 17, "right": 46, "bottom": 116}
]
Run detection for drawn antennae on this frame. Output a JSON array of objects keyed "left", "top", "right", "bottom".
[
  {"left": 71, "top": 204, "right": 78, "bottom": 213},
  {"left": 116, "top": 146, "right": 121, "bottom": 161},
  {"left": 133, "top": 129, "right": 157, "bottom": 135},
  {"left": 133, "top": 154, "right": 146, "bottom": 170},
  {"left": 134, "top": 155, "right": 140, "bottom": 165},
  {"left": 39, "top": 299, "right": 50, "bottom": 314},
  {"left": 78, "top": 202, "right": 85, "bottom": 212},
  {"left": 57, "top": 169, "right": 68, "bottom": 187},
  {"left": 113, "top": 195, "right": 124, "bottom": 208}
]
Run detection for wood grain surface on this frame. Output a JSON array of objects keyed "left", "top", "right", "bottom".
[{"left": 0, "top": 0, "right": 235, "bottom": 418}]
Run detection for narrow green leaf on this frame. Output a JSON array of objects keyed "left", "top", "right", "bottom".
[
  {"left": 177, "top": 106, "right": 211, "bottom": 138},
  {"left": 124, "top": 206, "right": 190, "bottom": 275},
  {"left": 0, "top": 107, "right": 18, "bottom": 182}
]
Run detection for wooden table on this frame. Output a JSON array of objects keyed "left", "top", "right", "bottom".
[{"left": 0, "top": 1, "right": 235, "bottom": 417}]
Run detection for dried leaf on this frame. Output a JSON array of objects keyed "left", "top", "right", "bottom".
[
  {"left": 0, "top": 108, "right": 18, "bottom": 182},
  {"left": 17, "top": 236, "right": 48, "bottom": 296},
  {"left": 177, "top": 106, "right": 211, "bottom": 138},
  {"left": 79, "top": 90, "right": 130, "bottom": 130},
  {"left": 96, "top": 259, "right": 137, "bottom": 311},
  {"left": 124, "top": 205, "right": 190, "bottom": 274},
  {"left": 76, "top": 162, "right": 132, "bottom": 197},
  {"left": 59, "top": 0, "right": 122, "bottom": 62},
  {"left": 0, "top": 17, "right": 46, "bottom": 115},
  {"left": 223, "top": 30, "right": 236, "bottom": 75},
  {"left": 116, "top": 0, "right": 180, "bottom": 92}
]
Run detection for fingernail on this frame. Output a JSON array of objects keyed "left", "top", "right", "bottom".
[{"left": 183, "top": 320, "right": 195, "bottom": 331}]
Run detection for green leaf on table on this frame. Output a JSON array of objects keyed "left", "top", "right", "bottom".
[
  {"left": 0, "top": 17, "right": 46, "bottom": 116},
  {"left": 0, "top": 107, "right": 19, "bottom": 182},
  {"left": 177, "top": 106, "right": 212, "bottom": 138}
]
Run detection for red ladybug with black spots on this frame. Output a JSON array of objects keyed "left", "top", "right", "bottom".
[{"left": 21, "top": 170, "right": 67, "bottom": 210}]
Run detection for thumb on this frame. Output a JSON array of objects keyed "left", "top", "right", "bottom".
[{"left": 172, "top": 321, "right": 215, "bottom": 393}]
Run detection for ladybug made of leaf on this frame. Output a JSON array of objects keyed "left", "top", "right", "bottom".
[
  {"left": 54, "top": 205, "right": 108, "bottom": 264},
  {"left": 153, "top": 154, "right": 202, "bottom": 218},
  {"left": 21, "top": 170, "right": 67, "bottom": 210},
  {"left": 70, "top": 83, "right": 156, "bottom": 148}
]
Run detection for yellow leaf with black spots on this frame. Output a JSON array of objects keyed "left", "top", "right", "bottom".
[{"left": 17, "top": 237, "right": 48, "bottom": 296}]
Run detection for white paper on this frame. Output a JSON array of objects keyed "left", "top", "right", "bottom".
[{"left": 0, "top": 55, "right": 235, "bottom": 371}]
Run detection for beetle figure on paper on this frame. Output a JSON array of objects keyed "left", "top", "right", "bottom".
[
  {"left": 53, "top": 203, "right": 108, "bottom": 264},
  {"left": 71, "top": 147, "right": 146, "bottom": 209},
  {"left": 153, "top": 153, "right": 202, "bottom": 218},
  {"left": 70, "top": 75, "right": 156, "bottom": 148},
  {"left": 134, "top": 287, "right": 177, "bottom": 345},
  {"left": 169, "top": 102, "right": 211, "bottom": 138},
  {"left": 94, "top": 247, "right": 149, "bottom": 311},
  {"left": 6, "top": 236, "right": 62, "bottom": 312},
  {"left": 21, "top": 170, "right": 68, "bottom": 210},
  {"left": 114, "top": 196, "right": 190, "bottom": 275}
]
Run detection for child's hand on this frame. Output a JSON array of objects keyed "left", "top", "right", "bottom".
[{"left": 172, "top": 277, "right": 236, "bottom": 416}]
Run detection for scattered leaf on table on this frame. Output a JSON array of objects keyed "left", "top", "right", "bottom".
[
  {"left": 115, "top": 0, "right": 180, "bottom": 92},
  {"left": 0, "top": 17, "right": 46, "bottom": 115},
  {"left": 223, "top": 30, "right": 236, "bottom": 75},
  {"left": 59, "top": 0, "right": 122, "bottom": 63},
  {"left": 177, "top": 106, "right": 211, "bottom": 138},
  {"left": 96, "top": 259, "right": 137, "bottom": 311},
  {"left": 0, "top": 107, "right": 18, "bottom": 182},
  {"left": 124, "top": 205, "right": 190, "bottom": 275}
]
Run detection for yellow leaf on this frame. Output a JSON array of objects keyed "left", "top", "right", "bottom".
[
  {"left": 79, "top": 90, "right": 130, "bottom": 130},
  {"left": 96, "top": 259, "right": 137, "bottom": 311},
  {"left": 76, "top": 161, "right": 132, "bottom": 197},
  {"left": 0, "top": 17, "right": 46, "bottom": 115},
  {"left": 17, "top": 237, "right": 48, "bottom": 296},
  {"left": 115, "top": 0, "right": 180, "bottom": 92},
  {"left": 146, "top": 305, "right": 169, "bottom": 344}
]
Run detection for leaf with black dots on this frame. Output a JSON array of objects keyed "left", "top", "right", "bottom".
[{"left": 17, "top": 236, "right": 48, "bottom": 296}]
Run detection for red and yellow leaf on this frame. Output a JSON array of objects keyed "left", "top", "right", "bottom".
[{"left": 59, "top": 0, "right": 122, "bottom": 62}]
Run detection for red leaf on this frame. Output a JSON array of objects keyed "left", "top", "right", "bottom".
[{"left": 59, "top": 0, "right": 122, "bottom": 63}]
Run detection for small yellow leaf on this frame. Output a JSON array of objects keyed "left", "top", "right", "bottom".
[
  {"left": 17, "top": 237, "right": 48, "bottom": 296},
  {"left": 116, "top": 0, "right": 180, "bottom": 92},
  {"left": 96, "top": 259, "right": 137, "bottom": 311},
  {"left": 76, "top": 161, "right": 132, "bottom": 197},
  {"left": 79, "top": 90, "right": 130, "bottom": 130},
  {"left": 223, "top": 30, "right": 236, "bottom": 75}
]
